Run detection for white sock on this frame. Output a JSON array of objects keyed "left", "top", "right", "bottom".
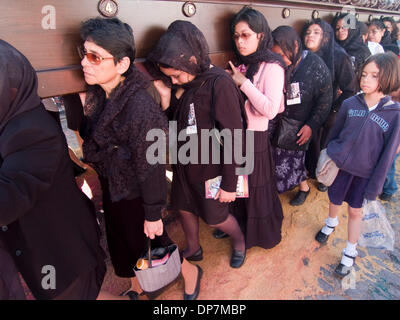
[
  {"left": 341, "top": 242, "right": 358, "bottom": 267},
  {"left": 321, "top": 217, "right": 338, "bottom": 235}
]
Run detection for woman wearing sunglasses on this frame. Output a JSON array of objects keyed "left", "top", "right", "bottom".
[
  {"left": 332, "top": 13, "right": 371, "bottom": 73},
  {"left": 75, "top": 17, "right": 201, "bottom": 300},
  {"left": 226, "top": 7, "right": 285, "bottom": 249}
]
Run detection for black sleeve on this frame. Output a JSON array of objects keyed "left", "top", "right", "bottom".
[
  {"left": 0, "top": 120, "right": 61, "bottom": 226},
  {"left": 138, "top": 164, "right": 167, "bottom": 221},
  {"left": 61, "top": 93, "right": 84, "bottom": 131},
  {"left": 214, "top": 76, "right": 243, "bottom": 192},
  {"left": 332, "top": 53, "right": 357, "bottom": 112},
  {"left": 306, "top": 60, "right": 333, "bottom": 133}
]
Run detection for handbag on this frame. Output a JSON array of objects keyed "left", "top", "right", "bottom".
[
  {"left": 133, "top": 238, "right": 181, "bottom": 293},
  {"left": 315, "top": 148, "right": 339, "bottom": 187},
  {"left": 273, "top": 116, "right": 311, "bottom": 151}
]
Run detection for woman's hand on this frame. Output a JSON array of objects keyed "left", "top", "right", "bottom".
[
  {"left": 153, "top": 80, "right": 171, "bottom": 111},
  {"left": 144, "top": 219, "right": 163, "bottom": 239},
  {"left": 296, "top": 125, "right": 312, "bottom": 146},
  {"left": 214, "top": 188, "right": 236, "bottom": 203},
  {"left": 228, "top": 61, "right": 247, "bottom": 87}
]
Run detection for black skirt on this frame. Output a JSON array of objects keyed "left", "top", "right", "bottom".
[
  {"left": 170, "top": 168, "right": 231, "bottom": 226},
  {"left": 101, "top": 179, "right": 172, "bottom": 278},
  {"left": 232, "top": 130, "right": 284, "bottom": 250}
]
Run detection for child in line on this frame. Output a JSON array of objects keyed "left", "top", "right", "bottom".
[{"left": 315, "top": 53, "right": 400, "bottom": 277}]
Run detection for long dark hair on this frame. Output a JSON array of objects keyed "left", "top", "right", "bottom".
[
  {"left": 382, "top": 17, "right": 399, "bottom": 42},
  {"left": 230, "top": 6, "right": 285, "bottom": 82},
  {"left": 272, "top": 26, "right": 303, "bottom": 94}
]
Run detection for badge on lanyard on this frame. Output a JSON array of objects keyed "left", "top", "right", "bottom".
[
  {"left": 186, "top": 103, "right": 198, "bottom": 134},
  {"left": 286, "top": 82, "right": 301, "bottom": 105}
]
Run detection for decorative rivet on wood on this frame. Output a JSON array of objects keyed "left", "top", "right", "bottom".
[
  {"left": 98, "top": 0, "right": 118, "bottom": 18},
  {"left": 182, "top": 2, "right": 197, "bottom": 17},
  {"left": 282, "top": 8, "right": 291, "bottom": 18}
]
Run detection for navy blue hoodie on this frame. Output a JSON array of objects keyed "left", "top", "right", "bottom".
[{"left": 327, "top": 94, "right": 400, "bottom": 200}]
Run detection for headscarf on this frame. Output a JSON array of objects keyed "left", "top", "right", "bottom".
[
  {"left": 230, "top": 7, "right": 286, "bottom": 82},
  {"left": 272, "top": 26, "right": 304, "bottom": 94},
  {"left": 302, "top": 19, "right": 344, "bottom": 82},
  {"left": 146, "top": 20, "right": 211, "bottom": 85},
  {"left": 332, "top": 15, "right": 370, "bottom": 70},
  {"left": 0, "top": 39, "right": 41, "bottom": 133}
]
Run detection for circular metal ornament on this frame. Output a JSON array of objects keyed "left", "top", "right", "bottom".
[
  {"left": 282, "top": 8, "right": 290, "bottom": 19},
  {"left": 368, "top": 14, "right": 374, "bottom": 22},
  {"left": 312, "top": 10, "right": 319, "bottom": 20},
  {"left": 182, "top": 2, "right": 196, "bottom": 17},
  {"left": 98, "top": 0, "right": 118, "bottom": 18}
]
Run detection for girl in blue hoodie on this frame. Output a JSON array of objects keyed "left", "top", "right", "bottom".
[{"left": 315, "top": 52, "right": 400, "bottom": 277}]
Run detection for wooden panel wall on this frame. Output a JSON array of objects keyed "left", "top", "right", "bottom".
[{"left": 1, "top": 0, "right": 399, "bottom": 97}]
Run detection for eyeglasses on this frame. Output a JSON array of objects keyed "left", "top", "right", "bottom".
[
  {"left": 335, "top": 26, "right": 349, "bottom": 31},
  {"left": 233, "top": 32, "right": 257, "bottom": 41},
  {"left": 77, "top": 46, "right": 114, "bottom": 65},
  {"left": 368, "top": 29, "right": 381, "bottom": 35}
]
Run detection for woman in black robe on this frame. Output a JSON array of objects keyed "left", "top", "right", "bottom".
[
  {"left": 271, "top": 26, "right": 333, "bottom": 205},
  {"left": 147, "top": 20, "right": 248, "bottom": 268},
  {"left": 0, "top": 39, "right": 106, "bottom": 300},
  {"left": 368, "top": 19, "right": 400, "bottom": 55},
  {"left": 332, "top": 13, "right": 371, "bottom": 72},
  {"left": 302, "top": 19, "right": 357, "bottom": 191},
  {"left": 75, "top": 17, "right": 201, "bottom": 300}
]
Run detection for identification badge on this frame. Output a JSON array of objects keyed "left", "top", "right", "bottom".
[
  {"left": 186, "top": 103, "right": 197, "bottom": 134},
  {"left": 286, "top": 82, "right": 301, "bottom": 105}
]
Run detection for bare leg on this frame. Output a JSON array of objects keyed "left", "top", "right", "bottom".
[
  {"left": 299, "top": 180, "right": 310, "bottom": 192},
  {"left": 347, "top": 206, "right": 363, "bottom": 244},
  {"left": 328, "top": 202, "right": 341, "bottom": 219}
]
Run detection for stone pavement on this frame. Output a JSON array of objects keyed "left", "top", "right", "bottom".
[
  {"left": 63, "top": 113, "right": 400, "bottom": 301},
  {"left": 76, "top": 163, "right": 400, "bottom": 301}
]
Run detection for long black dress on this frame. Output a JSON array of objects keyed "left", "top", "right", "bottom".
[{"left": 274, "top": 51, "right": 333, "bottom": 192}]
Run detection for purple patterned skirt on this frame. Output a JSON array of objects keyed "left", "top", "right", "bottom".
[{"left": 273, "top": 147, "right": 307, "bottom": 193}]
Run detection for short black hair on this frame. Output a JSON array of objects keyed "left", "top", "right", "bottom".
[
  {"left": 368, "top": 19, "right": 386, "bottom": 30},
  {"left": 359, "top": 52, "right": 400, "bottom": 95},
  {"left": 80, "top": 17, "right": 135, "bottom": 66}
]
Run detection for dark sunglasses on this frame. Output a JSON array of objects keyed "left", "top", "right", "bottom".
[{"left": 77, "top": 46, "right": 114, "bottom": 65}]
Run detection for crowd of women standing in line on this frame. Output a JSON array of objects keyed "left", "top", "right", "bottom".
[{"left": 1, "top": 7, "right": 400, "bottom": 300}]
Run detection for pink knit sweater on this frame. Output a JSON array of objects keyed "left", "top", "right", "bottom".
[{"left": 239, "top": 62, "right": 285, "bottom": 131}]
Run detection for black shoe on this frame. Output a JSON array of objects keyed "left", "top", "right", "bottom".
[
  {"left": 290, "top": 189, "right": 310, "bottom": 206},
  {"left": 119, "top": 290, "right": 139, "bottom": 300},
  {"left": 317, "top": 183, "right": 328, "bottom": 192},
  {"left": 334, "top": 254, "right": 356, "bottom": 277},
  {"left": 315, "top": 225, "right": 335, "bottom": 244},
  {"left": 184, "top": 247, "right": 203, "bottom": 262},
  {"left": 379, "top": 192, "right": 392, "bottom": 201},
  {"left": 213, "top": 229, "right": 229, "bottom": 239},
  {"left": 230, "top": 249, "right": 246, "bottom": 268},
  {"left": 184, "top": 265, "right": 203, "bottom": 300}
]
